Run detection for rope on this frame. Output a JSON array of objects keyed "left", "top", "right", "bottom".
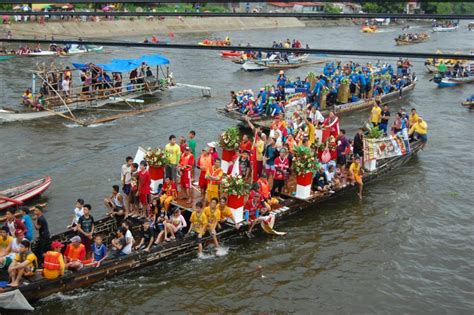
[
  {"left": 2, "top": 39, "right": 474, "bottom": 60},
  {"left": 0, "top": 10, "right": 473, "bottom": 20}
]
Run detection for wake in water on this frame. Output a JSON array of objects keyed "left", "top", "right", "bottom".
[
  {"left": 197, "top": 245, "right": 229, "bottom": 259},
  {"left": 63, "top": 121, "right": 117, "bottom": 128}
]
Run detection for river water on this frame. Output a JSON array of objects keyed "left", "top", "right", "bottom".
[{"left": 0, "top": 22, "right": 473, "bottom": 313}]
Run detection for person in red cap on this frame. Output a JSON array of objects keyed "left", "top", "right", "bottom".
[{"left": 43, "top": 241, "right": 65, "bottom": 280}]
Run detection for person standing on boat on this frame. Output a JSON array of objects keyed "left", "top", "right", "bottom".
[
  {"left": 204, "top": 198, "right": 221, "bottom": 249},
  {"left": 137, "top": 161, "right": 151, "bottom": 217},
  {"left": 188, "top": 201, "right": 208, "bottom": 254},
  {"left": 165, "top": 135, "right": 181, "bottom": 183},
  {"left": 121, "top": 156, "right": 133, "bottom": 208},
  {"left": 271, "top": 148, "right": 289, "bottom": 197},
  {"left": 18, "top": 207, "right": 34, "bottom": 242},
  {"left": 179, "top": 146, "right": 195, "bottom": 204},
  {"left": 380, "top": 105, "right": 391, "bottom": 135},
  {"left": 323, "top": 112, "right": 340, "bottom": 139},
  {"left": 197, "top": 149, "right": 213, "bottom": 201},
  {"left": 349, "top": 156, "right": 364, "bottom": 200},
  {"left": 205, "top": 158, "right": 223, "bottom": 204},
  {"left": 370, "top": 100, "right": 382, "bottom": 128},
  {"left": 77, "top": 204, "right": 95, "bottom": 259},
  {"left": 32, "top": 206, "right": 49, "bottom": 263}
]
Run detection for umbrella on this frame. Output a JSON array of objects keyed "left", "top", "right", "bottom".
[
  {"left": 102, "top": 6, "right": 111, "bottom": 12},
  {"left": 13, "top": 5, "right": 21, "bottom": 10}
]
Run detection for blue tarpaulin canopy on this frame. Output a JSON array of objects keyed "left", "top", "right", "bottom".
[{"left": 72, "top": 54, "right": 170, "bottom": 72}]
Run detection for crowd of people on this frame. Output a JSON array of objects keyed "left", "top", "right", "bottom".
[
  {"left": 227, "top": 60, "right": 416, "bottom": 117},
  {"left": 395, "top": 32, "right": 429, "bottom": 42}
]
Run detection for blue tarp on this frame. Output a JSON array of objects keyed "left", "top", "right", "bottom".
[{"left": 72, "top": 54, "right": 170, "bottom": 72}]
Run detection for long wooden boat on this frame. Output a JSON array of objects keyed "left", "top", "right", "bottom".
[
  {"left": 0, "top": 176, "right": 51, "bottom": 211},
  {"left": 0, "top": 140, "right": 424, "bottom": 309},
  {"left": 432, "top": 25, "right": 458, "bottom": 32},
  {"left": 217, "top": 82, "right": 416, "bottom": 130}
]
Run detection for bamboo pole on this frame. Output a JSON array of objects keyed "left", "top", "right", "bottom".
[{"left": 35, "top": 72, "right": 78, "bottom": 120}]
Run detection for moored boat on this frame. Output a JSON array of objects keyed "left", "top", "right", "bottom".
[
  {"left": 432, "top": 25, "right": 458, "bottom": 32},
  {"left": 220, "top": 51, "right": 242, "bottom": 58},
  {"left": 0, "top": 140, "right": 424, "bottom": 309},
  {"left": 0, "top": 176, "right": 51, "bottom": 211},
  {"left": 433, "top": 74, "right": 474, "bottom": 88},
  {"left": 241, "top": 61, "right": 268, "bottom": 72}
]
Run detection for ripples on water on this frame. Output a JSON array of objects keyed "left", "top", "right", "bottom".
[{"left": 1, "top": 22, "right": 473, "bottom": 313}]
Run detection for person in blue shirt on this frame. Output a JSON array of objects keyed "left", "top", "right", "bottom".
[
  {"left": 349, "top": 72, "right": 359, "bottom": 96},
  {"left": 358, "top": 71, "right": 367, "bottom": 99},
  {"left": 270, "top": 101, "right": 283, "bottom": 117},
  {"left": 19, "top": 207, "right": 34, "bottom": 241},
  {"left": 92, "top": 235, "right": 108, "bottom": 267},
  {"left": 276, "top": 71, "right": 287, "bottom": 87}
]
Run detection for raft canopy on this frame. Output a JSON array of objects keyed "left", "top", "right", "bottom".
[{"left": 72, "top": 54, "right": 170, "bottom": 72}]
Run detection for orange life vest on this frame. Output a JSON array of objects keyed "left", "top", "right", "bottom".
[
  {"left": 258, "top": 178, "right": 270, "bottom": 199},
  {"left": 44, "top": 251, "right": 61, "bottom": 270},
  {"left": 199, "top": 154, "right": 213, "bottom": 172}
]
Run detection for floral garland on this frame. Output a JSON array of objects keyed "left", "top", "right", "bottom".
[
  {"left": 220, "top": 175, "right": 250, "bottom": 196},
  {"left": 145, "top": 147, "right": 169, "bottom": 167},
  {"left": 292, "top": 145, "right": 320, "bottom": 176},
  {"left": 219, "top": 127, "right": 241, "bottom": 151},
  {"left": 340, "top": 77, "right": 350, "bottom": 85},
  {"left": 327, "top": 135, "right": 337, "bottom": 151}
]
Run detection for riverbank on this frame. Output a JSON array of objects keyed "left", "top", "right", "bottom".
[{"left": 1, "top": 17, "right": 308, "bottom": 39}]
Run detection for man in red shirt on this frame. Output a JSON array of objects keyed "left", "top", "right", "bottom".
[
  {"left": 179, "top": 146, "right": 195, "bottom": 204},
  {"left": 239, "top": 134, "right": 253, "bottom": 152},
  {"left": 137, "top": 161, "right": 151, "bottom": 217},
  {"left": 244, "top": 192, "right": 271, "bottom": 238},
  {"left": 271, "top": 148, "right": 289, "bottom": 197}
]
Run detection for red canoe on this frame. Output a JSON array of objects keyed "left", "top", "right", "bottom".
[
  {"left": 0, "top": 176, "right": 52, "bottom": 210},
  {"left": 220, "top": 51, "right": 242, "bottom": 58}
]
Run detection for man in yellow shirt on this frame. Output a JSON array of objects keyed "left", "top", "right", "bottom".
[
  {"left": 0, "top": 226, "right": 13, "bottom": 256},
  {"left": 188, "top": 201, "right": 208, "bottom": 254},
  {"left": 204, "top": 198, "right": 221, "bottom": 249},
  {"left": 205, "top": 158, "right": 223, "bottom": 204},
  {"left": 349, "top": 156, "right": 364, "bottom": 200},
  {"left": 217, "top": 196, "right": 240, "bottom": 230},
  {"left": 8, "top": 239, "right": 38, "bottom": 287},
  {"left": 409, "top": 108, "right": 419, "bottom": 128},
  {"left": 370, "top": 101, "right": 382, "bottom": 127},
  {"left": 165, "top": 135, "right": 181, "bottom": 183},
  {"left": 409, "top": 116, "right": 428, "bottom": 149}
]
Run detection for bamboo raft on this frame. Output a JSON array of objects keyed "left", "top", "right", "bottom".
[
  {"left": 217, "top": 82, "right": 416, "bottom": 130},
  {"left": 0, "top": 140, "right": 423, "bottom": 306}
]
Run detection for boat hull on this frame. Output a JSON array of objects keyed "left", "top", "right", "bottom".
[
  {"left": 241, "top": 62, "right": 268, "bottom": 72},
  {"left": 432, "top": 26, "right": 458, "bottom": 32},
  {"left": 0, "top": 176, "right": 52, "bottom": 210}
]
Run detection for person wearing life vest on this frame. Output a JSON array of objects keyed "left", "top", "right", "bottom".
[
  {"left": 43, "top": 240, "right": 65, "bottom": 280},
  {"left": 64, "top": 236, "right": 86, "bottom": 271}
]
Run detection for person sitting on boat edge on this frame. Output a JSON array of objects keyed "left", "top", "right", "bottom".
[
  {"left": 111, "top": 227, "right": 131, "bottom": 258},
  {"left": 135, "top": 220, "right": 154, "bottom": 252},
  {"left": 245, "top": 192, "right": 272, "bottom": 238},
  {"left": 348, "top": 155, "right": 364, "bottom": 200},
  {"left": 159, "top": 177, "right": 178, "bottom": 212},
  {"left": 163, "top": 208, "right": 187, "bottom": 242},
  {"left": 8, "top": 239, "right": 38, "bottom": 287},
  {"left": 92, "top": 235, "right": 107, "bottom": 267},
  {"left": 43, "top": 241, "right": 65, "bottom": 280},
  {"left": 217, "top": 197, "right": 240, "bottom": 230},
  {"left": 104, "top": 185, "right": 126, "bottom": 218},
  {"left": 21, "top": 88, "right": 34, "bottom": 108},
  {"left": 409, "top": 116, "right": 428, "bottom": 149},
  {"left": 5, "top": 208, "right": 27, "bottom": 237},
  {"left": 188, "top": 201, "right": 208, "bottom": 254},
  {"left": 65, "top": 236, "right": 86, "bottom": 271},
  {"left": 0, "top": 226, "right": 13, "bottom": 257},
  {"left": 204, "top": 198, "right": 221, "bottom": 250},
  {"left": 68, "top": 198, "right": 84, "bottom": 231}
]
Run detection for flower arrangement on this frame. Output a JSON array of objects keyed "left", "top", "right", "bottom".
[
  {"left": 327, "top": 135, "right": 337, "bottom": 150},
  {"left": 292, "top": 145, "right": 320, "bottom": 176},
  {"left": 220, "top": 175, "right": 250, "bottom": 196},
  {"left": 219, "top": 127, "right": 241, "bottom": 151},
  {"left": 340, "top": 77, "right": 350, "bottom": 85},
  {"left": 145, "top": 147, "right": 169, "bottom": 167},
  {"left": 321, "top": 86, "right": 330, "bottom": 95}
]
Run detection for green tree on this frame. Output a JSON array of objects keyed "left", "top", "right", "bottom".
[{"left": 324, "top": 4, "right": 342, "bottom": 14}]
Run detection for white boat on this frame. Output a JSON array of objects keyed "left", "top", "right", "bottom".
[
  {"left": 24, "top": 51, "right": 57, "bottom": 57},
  {"left": 64, "top": 44, "right": 104, "bottom": 55},
  {"left": 432, "top": 25, "right": 458, "bottom": 32},
  {"left": 241, "top": 61, "right": 268, "bottom": 72}
]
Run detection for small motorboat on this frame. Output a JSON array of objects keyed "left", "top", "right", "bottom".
[
  {"left": 433, "top": 74, "right": 474, "bottom": 88},
  {"left": 221, "top": 51, "right": 242, "bottom": 58},
  {"left": 241, "top": 61, "right": 268, "bottom": 72},
  {"left": 432, "top": 25, "right": 458, "bottom": 32},
  {"left": 0, "top": 176, "right": 52, "bottom": 210},
  {"left": 362, "top": 26, "right": 377, "bottom": 33},
  {"left": 462, "top": 96, "right": 474, "bottom": 109},
  {"left": 25, "top": 51, "right": 57, "bottom": 57},
  {"left": 64, "top": 44, "right": 104, "bottom": 56},
  {"left": 395, "top": 34, "right": 430, "bottom": 45}
]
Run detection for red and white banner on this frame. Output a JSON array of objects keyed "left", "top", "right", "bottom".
[
  {"left": 149, "top": 166, "right": 164, "bottom": 194},
  {"left": 221, "top": 149, "right": 235, "bottom": 174}
]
